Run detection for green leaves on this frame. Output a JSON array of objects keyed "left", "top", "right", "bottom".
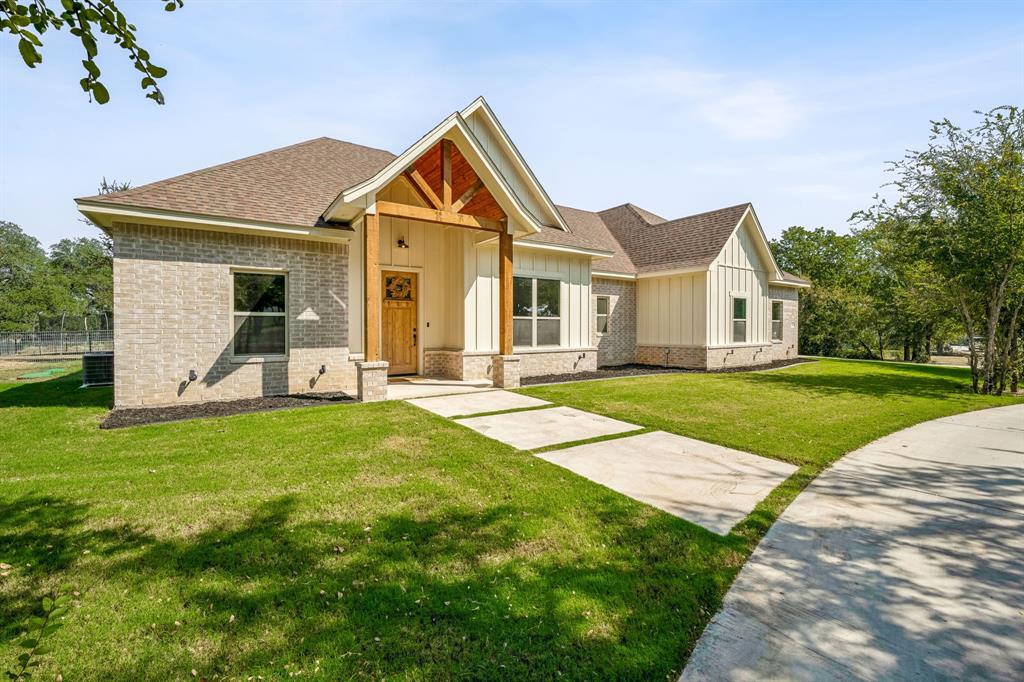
[
  {"left": 2, "top": 0, "right": 183, "bottom": 105},
  {"left": 90, "top": 81, "right": 110, "bottom": 104},
  {"left": 5, "top": 587, "right": 78, "bottom": 681},
  {"left": 17, "top": 37, "right": 40, "bottom": 67}
]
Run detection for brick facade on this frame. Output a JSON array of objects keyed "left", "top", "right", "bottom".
[
  {"left": 592, "top": 278, "right": 637, "bottom": 366},
  {"left": 422, "top": 348, "right": 597, "bottom": 380},
  {"left": 356, "top": 361, "right": 389, "bottom": 402},
  {"left": 636, "top": 345, "right": 707, "bottom": 369},
  {"left": 108, "top": 222, "right": 803, "bottom": 408},
  {"left": 636, "top": 344, "right": 774, "bottom": 370},
  {"left": 706, "top": 344, "right": 773, "bottom": 368},
  {"left": 768, "top": 286, "right": 800, "bottom": 361},
  {"left": 491, "top": 355, "right": 521, "bottom": 388},
  {"left": 110, "top": 223, "right": 356, "bottom": 407}
]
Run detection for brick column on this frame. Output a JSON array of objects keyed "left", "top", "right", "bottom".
[
  {"left": 357, "top": 361, "right": 389, "bottom": 402},
  {"left": 491, "top": 355, "right": 520, "bottom": 389}
]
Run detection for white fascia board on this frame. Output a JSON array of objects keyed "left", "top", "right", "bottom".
[
  {"left": 592, "top": 270, "right": 637, "bottom": 281},
  {"left": 736, "top": 204, "right": 784, "bottom": 280},
  {"left": 636, "top": 265, "right": 708, "bottom": 279},
  {"left": 474, "top": 235, "right": 613, "bottom": 259},
  {"left": 325, "top": 112, "right": 543, "bottom": 235},
  {"left": 769, "top": 279, "right": 812, "bottom": 289},
  {"left": 324, "top": 112, "right": 459, "bottom": 218},
  {"left": 460, "top": 97, "right": 570, "bottom": 233},
  {"left": 75, "top": 201, "right": 350, "bottom": 243}
]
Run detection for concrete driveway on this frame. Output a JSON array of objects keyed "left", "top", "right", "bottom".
[{"left": 682, "top": 404, "right": 1024, "bottom": 681}]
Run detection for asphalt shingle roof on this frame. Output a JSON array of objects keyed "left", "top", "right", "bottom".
[
  {"left": 78, "top": 137, "right": 396, "bottom": 228},
  {"left": 79, "top": 137, "right": 773, "bottom": 279}
]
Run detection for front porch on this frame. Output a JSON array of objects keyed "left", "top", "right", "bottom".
[
  {"left": 384, "top": 375, "right": 493, "bottom": 401},
  {"left": 350, "top": 137, "right": 519, "bottom": 400}
]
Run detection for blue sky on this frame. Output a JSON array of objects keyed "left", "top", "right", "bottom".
[{"left": 1, "top": 0, "right": 1021, "bottom": 248}]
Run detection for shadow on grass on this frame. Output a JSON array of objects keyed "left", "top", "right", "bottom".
[
  {"left": 740, "top": 361, "right": 979, "bottom": 400},
  {"left": 0, "top": 493, "right": 741, "bottom": 680},
  {"left": 0, "top": 371, "right": 112, "bottom": 409},
  {"left": 0, "top": 495, "right": 154, "bottom": 641}
]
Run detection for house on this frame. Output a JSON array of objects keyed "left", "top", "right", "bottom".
[{"left": 76, "top": 97, "right": 809, "bottom": 408}]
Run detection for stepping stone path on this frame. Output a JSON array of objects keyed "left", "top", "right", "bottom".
[
  {"left": 408, "top": 390, "right": 549, "bottom": 418},
  {"left": 406, "top": 390, "right": 796, "bottom": 536},
  {"left": 539, "top": 431, "right": 797, "bottom": 534},
  {"left": 456, "top": 405, "right": 641, "bottom": 450}
]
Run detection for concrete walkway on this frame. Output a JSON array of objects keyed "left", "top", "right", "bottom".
[
  {"left": 407, "top": 391, "right": 796, "bottom": 535},
  {"left": 682, "top": 404, "right": 1024, "bottom": 681}
]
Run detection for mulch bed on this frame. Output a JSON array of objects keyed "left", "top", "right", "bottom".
[
  {"left": 520, "top": 358, "right": 813, "bottom": 386},
  {"left": 101, "top": 391, "right": 355, "bottom": 429}
]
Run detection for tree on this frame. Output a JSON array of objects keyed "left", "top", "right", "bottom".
[
  {"left": 0, "top": 221, "right": 72, "bottom": 330},
  {"left": 1, "top": 0, "right": 182, "bottom": 105},
  {"left": 48, "top": 236, "right": 112, "bottom": 318},
  {"left": 770, "top": 226, "right": 879, "bottom": 358},
  {"left": 856, "top": 106, "right": 1024, "bottom": 394}
]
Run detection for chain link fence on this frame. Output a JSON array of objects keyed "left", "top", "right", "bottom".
[{"left": 0, "top": 331, "right": 114, "bottom": 356}]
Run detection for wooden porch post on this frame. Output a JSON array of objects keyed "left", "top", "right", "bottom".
[
  {"left": 365, "top": 211, "right": 381, "bottom": 361},
  {"left": 498, "top": 223, "right": 513, "bottom": 355}
]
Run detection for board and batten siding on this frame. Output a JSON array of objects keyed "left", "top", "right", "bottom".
[
  {"left": 463, "top": 110, "right": 550, "bottom": 225},
  {"left": 348, "top": 178, "right": 465, "bottom": 356},
  {"left": 462, "top": 240, "right": 593, "bottom": 352},
  {"left": 636, "top": 273, "right": 707, "bottom": 346},
  {"left": 706, "top": 215, "right": 772, "bottom": 346},
  {"left": 350, "top": 187, "right": 593, "bottom": 357}
]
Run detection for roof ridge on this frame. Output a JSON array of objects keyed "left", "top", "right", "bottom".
[
  {"left": 660, "top": 202, "right": 751, "bottom": 226},
  {"left": 78, "top": 137, "right": 396, "bottom": 202}
]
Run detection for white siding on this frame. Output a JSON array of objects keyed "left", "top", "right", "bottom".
[
  {"left": 461, "top": 244, "right": 592, "bottom": 352},
  {"left": 636, "top": 273, "right": 707, "bottom": 346},
  {"left": 355, "top": 178, "right": 590, "bottom": 358},
  {"left": 464, "top": 110, "right": 551, "bottom": 226},
  {"left": 706, "top": 215, "right": 771, "bottom": 346}
]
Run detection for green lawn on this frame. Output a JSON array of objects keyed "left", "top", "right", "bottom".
[{"left": 0, "top": 360, "right": 1017, "bottom": 680}]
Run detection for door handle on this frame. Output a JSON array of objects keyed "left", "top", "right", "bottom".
[{"left": 412, "top": 327, "right": 417, "bottom": 346}]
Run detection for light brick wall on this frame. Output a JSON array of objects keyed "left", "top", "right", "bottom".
[
  {"left": 592, "top": 278, "right": 637, "bottom": 366},
  {"left": 636, "top": 345, "right": 707, "bottom": 369},
  {"left": 110, "top": 223, "right": 356, "bottom": 408},
  {"left": 423, "top": 348, "right": 597, "bottom": 380},
  {"left": 517, "top": 348, "right": 597, "bottom": 377},
  {"left": 423, "top": 349, "right": 465, "bottom": 379},
  {"left": 706, "top": 344, "right": 773, "bottom": 368},
  {"left": 636, "top": 344, "right": 773, "bottom": 369},
  {"left": 356, "top": 361, "right": 388, "bottom": 402},
  {"left": 768, "top": 286, "right": 800, "bottom": 361}
]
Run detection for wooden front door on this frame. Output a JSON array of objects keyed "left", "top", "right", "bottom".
[{"left": 381, "top": 271, "right": 418, "bottom": 375}]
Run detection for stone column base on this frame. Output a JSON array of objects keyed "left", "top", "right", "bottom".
[
  {"left": 491, "top": 355, "right": 521, "bottom": 389},
  {"left": 357, "top": 361, "right": 389, "bottom": 402}
]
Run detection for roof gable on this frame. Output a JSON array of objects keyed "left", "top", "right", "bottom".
[
  {"left": 602, "top": 203, "right": 751, "bottom": 274},
  {"left": 326, "top": 98, "right": 568, "bottom": 235}
]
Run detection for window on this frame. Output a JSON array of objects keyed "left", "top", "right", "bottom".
[
  {"left": 596, "top": 296, "right": 610, "bottom": 334},
  {"left": 513, "top": 276, "right": 561, "bottom": 347},
  {"left": 233, "top": 271, "right": 287, "bottom": 356},
  {"left": 732, "top": 297, "right": 747, "bottom": 343},
  {"left": 771, "top": 300, "right": 783, "bottom": 341}
]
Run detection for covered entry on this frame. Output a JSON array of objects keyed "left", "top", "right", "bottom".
[{"left": 363, "top": 138, "right": 515, "bottom": 375}]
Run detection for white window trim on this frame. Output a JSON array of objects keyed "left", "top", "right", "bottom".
[
  {"left": 513, "top": 275, "right": 562, "bottom": 349},
  {"left": 731, "top": 294, "right": 748, "bottom": 344},
  {"left": 230, "top": 267, "right": 289, "bottom": 362},
  {"left": 595, "top": 295, "right": 611, "bottom": 335},
  {"left": 771, "top": 299, "right": 784, "bottom": 343}
]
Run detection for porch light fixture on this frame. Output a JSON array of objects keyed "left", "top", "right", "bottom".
[{"left": 396, "top": 237, "right": 409, "bottom": 249}]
